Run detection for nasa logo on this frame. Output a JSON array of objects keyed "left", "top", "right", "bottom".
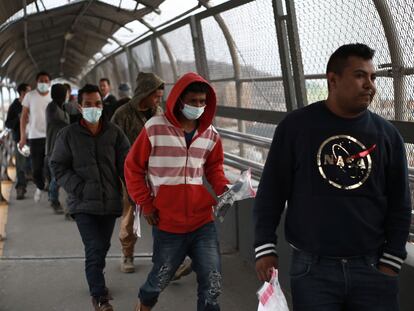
[{"left": 316, "top": 135, "right": 376, "bottom": 190}]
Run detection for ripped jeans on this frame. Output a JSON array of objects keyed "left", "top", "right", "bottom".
[{"left": 139, "top": 222, "right": 221, "bottom": 310}]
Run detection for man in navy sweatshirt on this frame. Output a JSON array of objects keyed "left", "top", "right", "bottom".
[{"left": 253, "top": 43, "right": 411, "bottom": 310}]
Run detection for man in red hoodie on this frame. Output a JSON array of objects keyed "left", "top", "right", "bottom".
[{"left": 125, "top": 72, "right": 229, "bottom": 311}]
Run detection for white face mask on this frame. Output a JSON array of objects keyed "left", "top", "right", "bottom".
[
  {"left": 82, "top": 107, "right": 102, "bottom": 124},
  {"left": 182, "top": 103, "right": 205, "bottom": 120},
  {"left": 37, "top": 83, "right": 50, "bottom": 93}
]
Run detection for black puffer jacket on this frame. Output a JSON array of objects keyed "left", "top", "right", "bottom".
[{"left": 50, "top": 120, "right": 130, "bottom": 216}]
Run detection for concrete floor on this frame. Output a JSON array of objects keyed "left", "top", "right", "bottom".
[{"left": 0, "top": 184, "right": 261, "bottom": 311}]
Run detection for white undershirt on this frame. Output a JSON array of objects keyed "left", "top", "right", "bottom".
[{"left": 22, "top": 89, "right": 51, "bottom": 139}]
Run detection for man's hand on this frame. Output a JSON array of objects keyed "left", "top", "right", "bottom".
[
  {"left": 143, "top": 210, "right": 159, "bottom": 226},
  {"left": 378, "top": 264, "right": 398, "bottom": 276},
  {"left": 18, "top": 137, "right": 26, "bottom": 150},
  {"left": 255, "top": 255, "right": 278, "bottom": 282}
]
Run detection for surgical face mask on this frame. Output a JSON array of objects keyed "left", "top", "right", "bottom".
[
  {"left": 82, "top": 107, "right": 102, "bottom": 124},
  {"left": 37, "top": 83, "right": 50, "bottom": 93},
  {"left": 182, "top": 103, "right": 205, "bottom": 120}
]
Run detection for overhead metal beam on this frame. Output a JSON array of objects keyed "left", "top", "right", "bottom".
[{"left": 23, "top": 0, "right": 39, "bottom": 71}]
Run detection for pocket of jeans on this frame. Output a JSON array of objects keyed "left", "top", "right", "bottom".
[
  {"left": 289, "top": 260, "right": 311, "bottom": 279},
  {"left": 369, "top": 263, "right": 399, "bottom": 279}
]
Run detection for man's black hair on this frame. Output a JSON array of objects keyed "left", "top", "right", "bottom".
[
  {"left": 78, "top": 84, "right": 101, "bottom": 104},
  {"left": 63, "top": 83, "right": 72, "bottom": 92},
  {"left": 17, "top": 83, "right": 29, "bottom": 96},
  {"left": 51, "top": 84, "right": 67, "bottom": 102},
  {"left": 99, "top": 78, "right": 110, "bottom": 85},
  {"left": 36, "top": 71, "right": 51, "bottom": 81},
  {"left": 180, "top": 82, "right": 209, "bottom": 98},
  {"left": 326, "top": 43, "right": 375, "bottom": 75}
]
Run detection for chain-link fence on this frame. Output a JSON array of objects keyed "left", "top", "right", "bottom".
[{"left": 78, "top": 0, "right": 414, "bottom": 242}]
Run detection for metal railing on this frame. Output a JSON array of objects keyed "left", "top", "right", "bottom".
[{"left": 219, "top": 127, "right": 414, "bottom": 245}]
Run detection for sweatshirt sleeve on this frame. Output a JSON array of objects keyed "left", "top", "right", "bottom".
[
  {"left": 253, "top": 119, "right": 293, "bottom": 260},
  {"left": 124, "top": 127, "right": 154, "bottom": 214},
  {"left": 380, "top": 130, "right": 412, "bottom": 272},
  {"left": 205, "top": 138, "right": 229, "bottom": 196}
]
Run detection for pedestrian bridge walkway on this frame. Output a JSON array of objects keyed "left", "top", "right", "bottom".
[{"left": 0, "top": 183, "right": 261, "bottom": 310}]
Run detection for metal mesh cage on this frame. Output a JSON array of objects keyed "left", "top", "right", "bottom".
[
  {"left": 241, "top": 81, "right": 286, "bottom": 111},
  {"left": 295, "top": 0, "right": 389, "bottom": 75},
  {"left": 159, "top": 25, "right": 197, "bottom": 80},
  {"left": 214, "top": 0, "right": 282, "bottom": 79},
  {"left": 388, "top": 1, "right": 414, "bottom": 67},
  {"left": 200, "top": 17, "right": 234, "bottom": 80},
  {"left": 211, "top": 82, "right": 237, "bottom": 107},
  {"left": 131, "top": 40, "right": 155, "bottom": 76},
  {"left": 215, "top": 116, "right": 275, "bottom": 165},
  {"left": 113, "top": 52, "right": 131, "bottom": 95}
]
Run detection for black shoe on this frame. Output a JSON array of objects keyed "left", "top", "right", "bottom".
[
  {"left": 92, "top": 297, "right": 114, "bottom": 311},
  {"left": 51, "top": 201, "right": 64, "bottom": 214}
]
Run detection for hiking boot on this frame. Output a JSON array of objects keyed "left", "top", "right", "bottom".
[
  {"left": 51, "top": 201, "right": 64, "bottom": 214},
  {"left": 34, "top": 188, "right": 42, "bottom": 203},
  {"left": 172, "top": 258, "right": 193, "bottom": 281},
  {"left": 16, "top": 187, "right": 26, "bottom": 200},
  {"left": 135, "top": 302, "right": 151, "bottom": 311},
  {"left": 120, "top": 256, "right": 135, "bottom": 273},
  {"left": 92, "top": 297, "right": 114, "bottom": 311}
]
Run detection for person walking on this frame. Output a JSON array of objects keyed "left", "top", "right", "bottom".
[
  {"left": 50, "top": 84, "right": 130, "bottom": 311},
  {"left": 19, "top": 71, "right": 52, "bottom": 202},
  {"left": 45, "top": 83, "right": 70, "bottom": 214},
  {"left": 125, "top": 72, "right": 229, "bottom": 311},
  {"left": 5, "top": 83, "right": 31, "bottom": 199},
  {"left": 111, "top": 72, "right": 164, "bottom": 273},
  {"left": 254, "top": 43, "right": 412, "bottom": 311}
]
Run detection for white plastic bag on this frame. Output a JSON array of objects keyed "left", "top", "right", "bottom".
[
  {"left": 214, "top": 168, "right": 256, "bottom": 222},
  {"left": 133, "top": 204, "right": 141, "bottom": 238},
  {"left": 257, "top": 268, "right": 289, "bottom": 311}
]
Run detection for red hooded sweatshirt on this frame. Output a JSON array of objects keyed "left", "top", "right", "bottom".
[{"left": 124, "top": 72, "right": 229, "bottom": 233}]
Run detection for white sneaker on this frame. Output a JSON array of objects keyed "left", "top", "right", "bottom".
[{"left": 34, "top": 188, "right": 42, "bottom": 203}]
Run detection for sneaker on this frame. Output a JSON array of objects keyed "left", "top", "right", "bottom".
[
  {"left": 120, "top": 256, "right": 135, "bottom": 273},
  {"left": 92, "top": 297, "right": 114, "bottom": 311},
  {"left": 16, "top": 187, "right": 26, "bottom": 200},
  {"left": 172, "top": 259, "right": 193, "bottom": 281},
  {"left": 34, "top": 188, "right": 42, "bottom": 203},
  {"left": 51, "top": 201, "right": 64, "bottom": 214}
]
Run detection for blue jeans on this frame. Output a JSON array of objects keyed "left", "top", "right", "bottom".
[
  {"left": 139, "top": 222, "right": 221, "bottom": 310},
  {"left": 74, "top": 213, "right": 116, "bottom": 298},
  {"left": 48, "top": 177, "right": 59, "bottom": 203},
  {"left": 290, "top": 249, "right": 399, "bottom": 311}
]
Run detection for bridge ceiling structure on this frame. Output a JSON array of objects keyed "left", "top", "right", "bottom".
[{"left": 0, "top": 0, "right": 164, "bottom": 84}]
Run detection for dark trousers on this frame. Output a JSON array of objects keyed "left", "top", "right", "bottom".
[
  {"left": 14, "top": 143, "right": 27, "bottom": 189},
  {"left": 139, "top": 222, "right": 221, "bottom": 310},
  {"left": 290, "top": 249, "right": 399, "bottom": 311},
  {"left": 28, "top": 138, "right": 45, "bottom": 190},
  {"left": 74, "top": 213, "right": 116, "bottom": 298}
]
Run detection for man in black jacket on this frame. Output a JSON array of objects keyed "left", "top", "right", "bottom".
[
  {"left": 46, "top": 83, "right": 70, "bottom": 214},
  {"left": 5, "top": 83, "right": 31, "bottom": 199},
  {"left": 99, "top": 78, "right": 118, "bottom": 121},
  {"left": 50, "top": 84, "right": 130, "bottom": 311},
  {"left": 254, "top": 44, "right": 411, "bottom": 310}
]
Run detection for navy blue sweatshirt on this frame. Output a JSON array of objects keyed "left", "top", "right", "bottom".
[{"left": 253, "top": 101, "right": 412, "bottom": 272}]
